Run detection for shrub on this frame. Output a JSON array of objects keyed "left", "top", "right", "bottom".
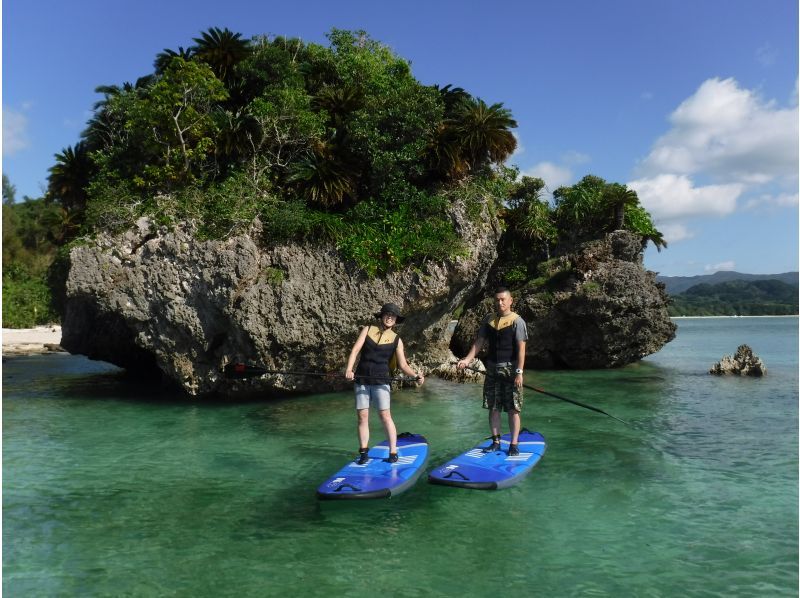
[{"left": 2, "top": 264, "right": 58, "bottom": 327}]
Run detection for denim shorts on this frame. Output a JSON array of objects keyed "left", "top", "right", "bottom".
[{"left": 354, "top": 384, "right": 391, "bottom": 410}]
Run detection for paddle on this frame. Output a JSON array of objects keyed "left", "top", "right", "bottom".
[
  {"left": 462, "top": 364, "right": 630, "bottom": 426},
  {"left": 222, "top": 362, "right": 421, "bottom": 383}
]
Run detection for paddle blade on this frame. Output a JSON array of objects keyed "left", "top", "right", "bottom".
[{"left": 223, "top": 363, "right": 268, "bottom": 379}]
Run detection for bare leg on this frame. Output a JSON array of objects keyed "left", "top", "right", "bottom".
[
  {"left": 489, "top": 408, "right": 502, "bottom": 437},
  {"left": 508, "top": 409, "right": 521, "bottom": 445},
  {"left": 357, "top": 408, "right": 370, "bottom": 449},
  {"left": 378, "top": 409, "right": 398, "bottom": 453}
]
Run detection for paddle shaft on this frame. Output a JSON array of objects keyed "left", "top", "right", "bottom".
[
  {"left": 223, "top": 363, "right": 420, "bottom": 383},
  {"left": 464, "top": 365, "right": 629, "bottom": 426}
]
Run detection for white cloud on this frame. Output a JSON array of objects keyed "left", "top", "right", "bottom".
[
  {"left": 3, "top": 106, "right": 30, "bottom": 156},
  {"left": 631, "top": 78, "right": 797, "bottom": 257},
  {"left": 657, "top": 222, "right": 694, "bottom": 244},
  {"left": 628, "top": 173, "right": 744, "bottom": 221},
  {"left": 638, "top": 77, "right": 798, "bottom": 184},
  {"left": 522, "top": 161, "right": 573, "bottom": 192},
  {"left": 705, "top": 261, "right": 736, "bottom": 272},
  {"left": 743, "top": 191, "right": 799, "bottom": 210}
]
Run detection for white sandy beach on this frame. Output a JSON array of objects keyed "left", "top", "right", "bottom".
[{"left": 2, "top": 325, "right": 64, "bottom": 354}]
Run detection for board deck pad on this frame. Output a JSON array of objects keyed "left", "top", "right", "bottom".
[
  {"left": 428, "top": 430, "right": 546, "bottom": 490},
  {"left": 316, "top": 432, "right": 429, "bottom": 500}
]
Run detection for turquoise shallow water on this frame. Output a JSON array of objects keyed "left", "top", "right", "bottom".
[{"left": 4, "top": 317, "right": 798, "bottom": 596}]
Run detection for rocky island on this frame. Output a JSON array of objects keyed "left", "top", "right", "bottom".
[
  {"left": 62, "top": 198, "right": 500, "bottom": 396},
  {"left": 61, "top": 213, "right": 674, "bottom": 397},
  {"left": 451, "top": 230, "right": 675, "bottom": 369},
  {"left": 36, "top": 28, "right": 675, "bottom": 398},
  {"left": 710, "top": 345, "right": 767, "bottom": 377}
]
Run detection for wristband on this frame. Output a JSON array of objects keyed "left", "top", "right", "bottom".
[{"left": 515, "top": 368, "right": 523, "bottom": 374}]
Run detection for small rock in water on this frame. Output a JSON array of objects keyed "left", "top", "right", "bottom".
[{"left": 709, "top": 344, "right": 766, "bottom": 377}]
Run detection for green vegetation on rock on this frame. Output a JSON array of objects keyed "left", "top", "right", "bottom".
[
  {"left": 44, "top": 27, "right": 519, "bottom": 278},
  {"left": 490, "top": 174, "right": 665, "bottom": 289}
]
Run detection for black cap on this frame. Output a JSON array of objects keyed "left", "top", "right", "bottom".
[{"left": 374, "top": 303, "right": 405, "bottom": 323}]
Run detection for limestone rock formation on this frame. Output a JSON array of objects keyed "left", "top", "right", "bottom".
[
  {"left": 61, "top": 198, "right": 500, "bottom": 397},
  {"left": 428, "top": 358, "right": 485, "bottom": 384},
  {"left": 450, "top": 231, "right": 676, "bottom": 369},
  {"left": 710, "top": 344, "right": 766, "bottom": 376}
]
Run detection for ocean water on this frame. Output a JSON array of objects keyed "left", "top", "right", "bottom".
[{"left": 3, "top": 317, "right": 797, "bottom": 597}]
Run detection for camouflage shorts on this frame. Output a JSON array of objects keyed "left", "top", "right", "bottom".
[{"left": 482, "top": 365, "right": 523, "bottom": 412}]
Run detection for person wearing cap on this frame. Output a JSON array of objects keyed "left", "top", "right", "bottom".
[
  {"left": 345, "top": 303, "right": 425, "bottom": 464},
  {"left": 456, "top": 287, "right": 528, "bottom": 456}
]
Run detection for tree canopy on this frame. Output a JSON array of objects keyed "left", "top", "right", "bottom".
[
  {"left": 43, "top": 27, "right": 663, "bottom": 282},
  {"left": 668, "top": 280, "right": 798, "bottom": 316},
  {"left": 46, "top": 28, "right": 523, "bottom": 276},
  {"left": 553, "top": 175, "right": 666, "bottom": 251},
  {"left": 3, "top": 175, "right": 62, "bottom": 326}
]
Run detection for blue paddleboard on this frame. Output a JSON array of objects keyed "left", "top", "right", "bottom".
[
  {"left": 317, "top": 432, "right": 429, "bottom": 500},
  {"left": 428, "top": 429, "right": 546, "bottom": 490}
]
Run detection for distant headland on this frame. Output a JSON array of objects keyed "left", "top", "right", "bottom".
[{"left": 657, "top": 271, "right": 798, "bottom": 316}]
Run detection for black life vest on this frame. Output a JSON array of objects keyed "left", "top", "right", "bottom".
[
  {"left": 486, "top": 313, "right": 520, "bottom": 366},
  {"left": 355, "top": 325, "right": 400, "bottom": 385}
]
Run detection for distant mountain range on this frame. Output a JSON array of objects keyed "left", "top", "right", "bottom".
[
  {"left": 657, "top": 271, "right": 799, "bottom": 295},
  {"left": 656, "top": 271, "right": 799, "bottom": 316}
]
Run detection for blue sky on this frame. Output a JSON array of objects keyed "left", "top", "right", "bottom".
[{"left": 3, "top": 0, "right": 798, "bottom": 276}]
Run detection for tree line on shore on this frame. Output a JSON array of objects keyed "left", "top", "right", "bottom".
[
  {"left": 4, "top": 27, "right": 667, "bottom": 328},
  {"left": 667, "top": 279, "right": 798, "bottom": 316}
]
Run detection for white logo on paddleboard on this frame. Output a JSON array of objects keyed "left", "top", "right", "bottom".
[
  {"left": 328, "top": 477, "right": 346, "bottom": 487},
  {"left": 506, "top": 453, "right": 533, "bottom": 461}
]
